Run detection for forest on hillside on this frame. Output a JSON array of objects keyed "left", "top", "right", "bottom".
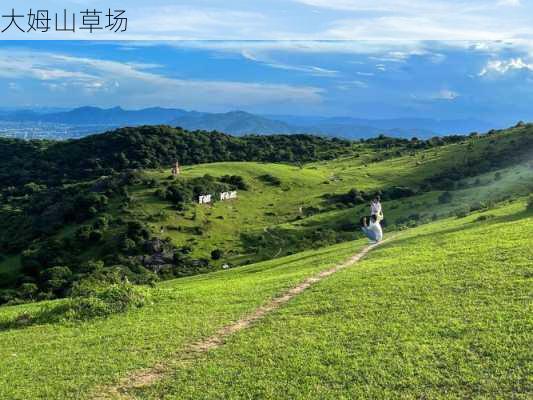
[{"left": 0, "top": 124, "right": 532, "bottom": 306}]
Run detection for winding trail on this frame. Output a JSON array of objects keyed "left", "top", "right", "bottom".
[{"left": 93, "top": 239, "right": 388, "bottom": 400}]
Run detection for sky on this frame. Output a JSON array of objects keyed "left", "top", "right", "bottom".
[
  {"left": 1, "top": 1, "right": 533, "bottom": 125},
  {"left": 1, "top": 0, "right": 532, "bottom": 40}
]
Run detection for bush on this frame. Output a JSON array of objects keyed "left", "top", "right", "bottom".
[
  {"left": 89, "top": 230, "right": 103, "bottom": 242},
  {"left": 126, "top": 220, "right": 151, "bottom": 242},
  {"left": 3, "top": 279, "right": 151, "bottom": 329},
  {"left": 211, "top": 249, "right": 223, "bottom": 260},
  {"left": 120, "top": 237, "right": 138, "bottom": 253},
  {"left": 474, "top": 214, "right": 494, "bottom": 222},
  {"left": 75, "top": 225, "right": 92, "bottom": 241},
  {"left": 455, "top": 208, "right": 470, "bottom": 218},
  {"left": 381, "top": 186, "right": 417, "bottom": 200},
  {"left": 527, "top": 195, "right": 533, "bottom": 211},
  {"left": 19, "top": 283, "right": 38, "bottom": 300},
  {"left": 469, "top": 201, "right": 487, "bottom": 212},
  {"left": 65, "top": 297, "right": 111, "bottom": 320},
  {"left": 69, "top": 281, "right": 148, "bottom": 319},
  {"left": 220, "top": 175, "right": 248, "bottom": 190},
  {"left": 0, "top": 288, "right": 18, "bottom": 305},
  {"left": 438, "top": 191, "right": 453, "bottom": 204},
  {"left": 258, "top": 174, "right": 281, "bottom": 186},
  {"left": 93, "top": 215, "right": 110, "bottom": 230},
  {"left": 40, "top": 266, "right": 73, "bottom": 295}
]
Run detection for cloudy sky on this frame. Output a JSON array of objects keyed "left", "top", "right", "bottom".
[
  {"left": 1, "top": 1, "right": 533, "bottom": 125},
  {"left": 1, "top": 0, "right": 531, "bottom": 40}
]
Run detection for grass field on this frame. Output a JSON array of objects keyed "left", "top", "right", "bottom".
[
  {"left": 132, "top": 200, "right": 533, "bottom": 399},
  {"left": 0, "top": 126, "right": 531, "bottom": 399},
  {"left": 0, "top": 199, "right": 530, "bottom": 399},
  {"left": 126, "top": 149, "right": 533, "bottom": 265},
  {"left": 0, "top": 239, "right": 367, "bottom": 400}
]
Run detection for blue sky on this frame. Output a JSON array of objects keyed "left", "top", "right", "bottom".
[
  {"left": 2, "top": 1, "right": 533, "bottom": 124},
  {"left": 2, "top": 40, "right": 533, "bottom": 125}
]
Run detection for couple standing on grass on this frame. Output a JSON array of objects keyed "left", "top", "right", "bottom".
[{"left": 361, "top": 196, "right": 383, "bottom": 243}]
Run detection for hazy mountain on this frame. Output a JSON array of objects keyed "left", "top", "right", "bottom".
[
  {"left": 28, "top": 106, "right": 188, "bottom": 125},
  {"left": 267, "top": 115, "right": 496, "bottom": 137},
  {"left": 171, "top": 111, "right": 294, "bottom": 135},
  {"left": 0, "top": 106, "right": 497, "bottom": 139}
]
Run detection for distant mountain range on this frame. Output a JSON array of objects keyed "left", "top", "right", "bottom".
[{"left": 0, "top": 106, "right": 499, "bottom": 139}]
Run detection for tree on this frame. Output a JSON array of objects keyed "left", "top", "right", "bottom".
[
  {"left": 438, "top": 191, "right": 453, "bottom": 204},
  {"left": 19, "top": 283, "right": 38, "bottom": 300}
]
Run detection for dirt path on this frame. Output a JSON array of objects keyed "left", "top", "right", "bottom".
[{"left": 93, "top": 239, "right": 387, "bottom": 400}]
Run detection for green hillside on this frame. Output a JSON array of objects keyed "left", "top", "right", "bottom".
[
  {"left": 0, "top": 124, "right": 532, "bottom": 304},
  {"left": 0, "top": 199, "right": 530, "bottom": 399},
  {"left": 133, "top": 200, "right": 532, "bottom": 400}
]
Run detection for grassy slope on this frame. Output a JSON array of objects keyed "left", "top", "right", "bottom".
[
  {"left": 0, "top": 239, "right": 367, "bottom": 400},
  {"left": 0, "top": 200, "right": 529, "bottom": 398},
  {"left": 134, "top": 200, "right": 532, "bottom": 400},
  {"left": 127, "top": 128, "right": 533, "bottom": 265},
  {"left": 1, "top": 127, "right": 530, "bottom": 276}
]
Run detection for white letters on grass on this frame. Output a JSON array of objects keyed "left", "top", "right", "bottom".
[
  {"left": 199, "top": 191, "right": 237, "bottom": 204},
  {"left": 198, "top": 194, "right": 212, "bottom": 204}
]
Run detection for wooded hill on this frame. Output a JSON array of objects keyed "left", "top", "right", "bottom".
[{"left": 0, "top": 123, "right": 531, "bottom": 305}]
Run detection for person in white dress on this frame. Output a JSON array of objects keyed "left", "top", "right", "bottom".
[
  {"left": 361, "top": 215, "right": 383, "bottom": 243},
  {"left": 370, "top": 195, "right": 383, "bottom": 223}
]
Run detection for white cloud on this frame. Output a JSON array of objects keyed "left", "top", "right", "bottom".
[
  {"left": 0, "top": 49, "right": 323, "bottom": 109},
  {"left": 241, "top": 50, "right": 338, "bottom": 76},
  {"left": 293, "top": 0, "right": 452, "bottom": 13},
  {"left": 436, "top": 89, "right": 459, "bottom": 100},
  {"left": 1, "top": 0, "right": 533, "bottom": 40},
  {"left": 338, "top": 80, "right": 368, "bottom": 89},
  {"left": 324, "top": 15, "right": 510, "bottom": 41},
  {"left": 498, "top": 0, "right": 521, "bottom": 6},
  {"left": 411, "top": 89, "right": 460, "bottom": 102},
  {"left": 135, "top": 7, "right": 267, "bottom": 39},
  {"left": 479, "top": 57, "right": 533, "bottom": 76}
]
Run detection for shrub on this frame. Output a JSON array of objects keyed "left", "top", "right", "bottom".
[
  {"left": 302, "top": 206, "right": 320, "bottom": 217},
  {"left": 0, "top": 289, "right": 18, "bottom": 305},
  {"left": 65, "top": 297, "right": 111, "bottom": 320},
  {"left": 40, "top": 266, "right": 73, "bottom": 295},
  {"left": 4, "top": 280, "right": 150, "bottom": 328},
  {"left": 93, "top": 215, "right": 110, "bottom": 230},
  {"left": 63, "top": 279, "right": 149, "bottom": 320},
  {"left": 527, "top": 195, "right": 533, "bottom": 211},
  {"left": 470, "top": 201, "right": 487, "bottom": 212},
  {"left": 258, "top": 174, "right": 281, "bottom": 186},
  {"left": 211, "top": 249, "right": 223, "bottom": 260},
  {"left": 455, "top": 208, "right": 470, "bottom": 218},
  {"left": 89, "top": 230, "right": 103, "bottom": 242},
  {"left": 220, "top": 175, "right": 248, "bottom": 190},
  {"left": 75, "top": 225, "right": 92, "bottom": 241},
  {"left": 126, "top": 220, "right": 151, "bottom": 242},
  {"left": 120, "top": 237, "right": 138, "bottom": 253},
  {"left": 381, "top": 186, "right": 417, "bottom": 200},
  {"left": 19, "top": 283, "right": 38, "bottom": 300},
  {"left": 475, "top": 214, "right": 494, "bottom": 222},
  {"left": 438, "top": 191, "right": 453, "bottom": 204}
]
